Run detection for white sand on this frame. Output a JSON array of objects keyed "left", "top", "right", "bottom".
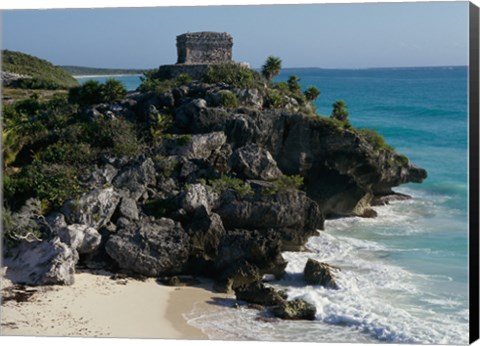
[{"left": 0, "top": 271, "right": 226, "bottom": 339}]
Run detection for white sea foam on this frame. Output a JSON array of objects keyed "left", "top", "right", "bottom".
[{"left": 184, "top": 186, "right": 468, "bottom": 344}]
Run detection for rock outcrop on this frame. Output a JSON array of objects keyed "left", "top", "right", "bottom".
[
  {"left": 271, "top": 299, "right": 317, "bottom": 321},
  {"left": 3, "top": 238, "right": 78, "bottom": 286},
  {"left": 304, "top": 258, "right": 339, "bottom": 289},
  {"left": 3, "top": 63, "right": 427, "bottom": 293}
]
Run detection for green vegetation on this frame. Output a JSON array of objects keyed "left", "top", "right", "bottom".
[
  {"left": 137, "top": 69, "right": 178, "bottom": 94},
  {"left": 287, "top": 75, "right": 301, "bottom": 93},
  {"left": 261, "top": 56, "right": 282, "bottom": 82},
  {"left": 60, "top": 65, "right": 145, "bottom": 76},
  {"left": 68, "top": 79, "right": 127, "bottom": 107},
  {"left": 3, "top": 93, "right": 142, "bottom": 213},
  {"left": 204, "top": 63, "right": 263, "bottom": 89},
  {"left": 2, "top": 199, "right": 45, "bottom": 247},
  {"left": 2, "top": 50, "right": 79, "bottom": 89},
  {"left": 209, "top": 175, "right": 253, "bottom": 199},
  {"left": 304, "top": 86, "right": 320, "bottom": 101},
  {"left": 176, "top": 73, "right": 192, "bottom": 85},
  {"left": 263, "top": 175, "right": 304, "bottom": 196},
  {"left": 217, "top": 90, "right": 239, "bottom": 108},
  {"left": 331, "top": 100, "right": 349, "bottom": 122},
  {"left": 354, "top": 128, "right": 394, "bottom": 152}
]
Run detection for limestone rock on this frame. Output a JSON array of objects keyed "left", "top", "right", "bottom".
[
  {"left": 303, "top": 258, "right": 339, "bottom": 289},
  {"left": 178, "top": 183, "right": 219, "bottom": 214},
  {"left": 61, "top": 187, "right": 120, "bottom": 229},
  {"left": 229, "top": 144, "right": 283, "bottom": 181},
  {"left": 118, "top": 197, "right": 139, "bottom": 220},
  {"left": 234, "top": 282, "right": 285, "bottom": 306},
  {"left": 112, "top": 158, "right": 156, "bottom": 201},
  {"left": 105, "top": 218, "right": 190, "bottom": 276},
  {"left": 271, "top": 299, "right": 317, "bottom": 320},
  {"left": 57, "top": 224, "right": 102, "bottom": 254},
  {"left": 3, "top": 238, "right": 78, "bottom": 286}
]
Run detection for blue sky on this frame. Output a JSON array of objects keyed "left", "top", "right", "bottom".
[{"left": 1, "top": 2, "right": 469, "bottom": 69}]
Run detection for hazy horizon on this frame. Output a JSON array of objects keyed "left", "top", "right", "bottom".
[{"left": 2, "top": 2, "right": 469, "bottom": 69}]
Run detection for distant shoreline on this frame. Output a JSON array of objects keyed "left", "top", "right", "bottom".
[{"left": 73, "top": 74, "right": 143, "bottom": 78}]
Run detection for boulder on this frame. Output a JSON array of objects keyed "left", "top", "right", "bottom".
[
  {"left": 173, "top": 132, "right": 227, "bottom": 161},
  {"left": 234, "top": 88, "right": 263, "bottom": 108},
  {"left": 271, "top": 299, "right": 317, "bottom": 321},
  {"left": 234, "top": 282, "right": 285, "bottom": 306},
  {"left": 303, "top": 258, "right": 339, "bottom": 289},
  {"left": 117, "top": 197, "right": 140, "bottom": 220},
  {"left": 57, "top": 224, "right": 102, "bottom": 254},
  {"left": 188, "top": 208, "right": 226, "bottom": 262},
  {"left": 87, "top": 164, "right": 119, "bottom": 188},
  {"left": 105, "top": 218, "right": 190, "bottom": 276},
  {"left": 216, "top": 190, "right": 324, "bottom": 250},
  {"left": 3, "top": 238, "right": 78, "bottom": 286},
  {"left": 215, "top": 229, "right": 287, "bottom": 279},
  {"left": 61, "top": 187, "right": 121, "bottom": 229},
  {"left": 178, "top": 183, "right": 219, "bottom": 214},
  {"left": 229, "top": 144, "right": 283, "bottom": 181},
  {"left": 112, "top": 158, "right": 156, "bottom": 200}
]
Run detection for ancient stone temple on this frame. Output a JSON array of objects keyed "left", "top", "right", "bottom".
[
  {"left": 158, "top": 31, "right": 235, "bottom": 80},
  {"left": 176, "top": 32, "right": 233, "bottom": 64}
]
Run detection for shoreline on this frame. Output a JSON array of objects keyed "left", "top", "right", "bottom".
[{"left": 0, "top": 270, "right": 228, "bottom": 339}]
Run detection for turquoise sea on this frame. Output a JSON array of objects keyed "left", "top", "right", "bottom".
[{"left": 76, "top": 66, "right": 469, "bottom": 344}]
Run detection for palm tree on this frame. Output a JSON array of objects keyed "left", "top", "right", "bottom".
[
  {"left": 261, "top": 56, "right": 282, "bottom": 82},
  {"left": 304, "top": 86, "right": 321, "bottom": 101},
  {"left": 331, "top": 100, "right": 349, "bottom": 122},
  {"left": 287, "top": 75, "right": 301, "bottom": 93}
]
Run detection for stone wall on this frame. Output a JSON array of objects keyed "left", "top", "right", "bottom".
[
  {"left": 176, "top": 32, "right": 233, "bottom": 64},
  {"left": 158, "top": 63, "right": 212, "bottom": 80}
]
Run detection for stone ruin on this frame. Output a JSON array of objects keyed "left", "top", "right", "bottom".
[
  {"left": 176, "top": 32, "right": 233, "bottom": 64},
  {"left": 158, "top": 31, "right": 235, "bottom": 80}
]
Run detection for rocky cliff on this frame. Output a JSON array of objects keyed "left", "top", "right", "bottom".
[{"left": 2, "top": 72, "right": 426, "bottom": 298}]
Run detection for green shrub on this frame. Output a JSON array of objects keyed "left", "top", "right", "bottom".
[
  {"left": 153, "top": 155, "right": 178, "bottom": 177},
  {"left": 331, "top": 100, "right": 349, "bottom": 122},
  {"left": 102, "top": 79, "right": 127, "bottom": 103},
  {"left": 3, "top": 199, "right": 45, "bottom": 247},
  {"left": 264, "top": 89, "right": 286, "bottom": 108},
  {"left": 176, "top": 73, "right": 192, "bottom": 85},
  {"left": 9, "top": 162, "right": 83, "bottom": 213},
  {"left": 69, "top": 79, "right": 127, "bottom": 107},
  {"left": 69, "top": 80, "right": 104, "bottom": 107},
  {"left": 355, "top": 128, "right": 394, "bottom": 152},
  {"left": 287, "top": 75, "right": 301, "bottom": 93},
  {"left": 395, "top": 154, "right": 409, "bottom": 166},
  {"left": 36, "top": 142, "right": 94, "bottom": 166},
  {"left": 203, "top": 63, "right": 263, "bottom": 89},
  {"left": 209, "top": 175, "right": 253, "bottom": 199},
  {"left": 218, "top": 90, "right": 238, "bottom": 108},
  {"left": 304, "top": 86, "right": 320, "bottom": 101},
  {"left": 263, "top": 175, "right": 304, "bottom": 195}
]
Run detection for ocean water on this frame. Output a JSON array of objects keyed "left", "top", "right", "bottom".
[{"left": 76, "top": 67, "right": 469, "bottom": 344}]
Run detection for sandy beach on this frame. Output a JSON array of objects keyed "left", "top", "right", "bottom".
[{"left": 0, "top": 270, "right": 229, "bottom": 339}]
